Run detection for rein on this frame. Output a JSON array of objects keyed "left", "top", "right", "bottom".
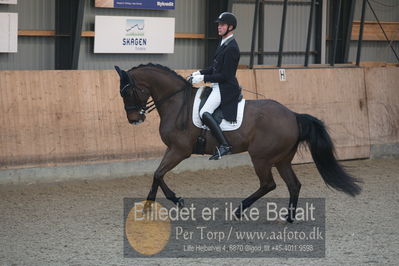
[
  {"left": 150, "top": 85, "right": 187, "bottom": 113},
  {"left": 121, "top": 83, "right": 188, "bottom": 115}
]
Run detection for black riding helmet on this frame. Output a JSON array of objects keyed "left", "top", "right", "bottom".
[{"left": 215, "top": 12, "right": 237, "bottom": 32}]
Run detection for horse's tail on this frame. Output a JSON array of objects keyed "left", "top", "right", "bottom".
[{"left": 295, "top": 113, "right": 362, "bottom": 196}]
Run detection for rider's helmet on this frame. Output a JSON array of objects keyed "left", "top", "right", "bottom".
[{"left": 215, "top": 12, "right": 237, "bottom": 31}]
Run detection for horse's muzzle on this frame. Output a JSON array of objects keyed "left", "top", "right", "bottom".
[
  {"left": 129, "top": 119, "right": 144, "bottom": 125},
  {"left": 127, "top": 112, "right": 146, "bottom": 125}
]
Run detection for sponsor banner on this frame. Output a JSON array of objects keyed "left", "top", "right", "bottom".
[
  {"left": 95, "top": 0, "right": 175, "bottom": 10},
  {"left": 124, "top": 198, "right": 326, "bottom": 258},
  {"left": 94, "top": 16, "right": 175, "bottom": 54},
  {"left": 0, "top": 13, "right": 18, "bottom": 53},
  {"left": 0, "top": 0, "right": 17, "bottom": 4}
]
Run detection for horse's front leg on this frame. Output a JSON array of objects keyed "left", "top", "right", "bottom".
[{"left": 145, "top": 147, "right": 189, "bottom": 210}]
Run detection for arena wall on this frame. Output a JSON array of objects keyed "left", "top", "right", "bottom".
[
  {"left": 0, "top": 67, "right": 398, "bottom": 175},
  {"left": 364, "top": 67, "right": 399, "bottom": 158},
  {"left": 255, "top": 67, "right": 371, "bottom": 163}
]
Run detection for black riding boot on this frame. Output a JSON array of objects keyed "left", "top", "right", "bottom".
[{"left": 202, "top": 112, "right": 232, "bottom": 160}]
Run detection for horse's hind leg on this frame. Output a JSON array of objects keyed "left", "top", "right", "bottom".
[
  {"left": 145, "top": 147, "right": 189, "bottom": 209},
  {"left": 276, "top": 160, "right": 302, "bottom": 223},
  {"left": 235, "top": 158, "right": 276, "bottom": 217}
]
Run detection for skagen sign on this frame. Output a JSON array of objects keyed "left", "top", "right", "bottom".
[{"left": 94, "top": 16, "right": 175, "bottom": 54}]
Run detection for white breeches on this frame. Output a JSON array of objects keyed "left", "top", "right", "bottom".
[{"left": 199, "top": 83, "right": 221, "bottom": 119}]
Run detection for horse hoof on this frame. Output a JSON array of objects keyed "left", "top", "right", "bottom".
[
  {"left": 285, "top": 215, "right": 294, "bottom": 223},
  {"left": 176, "top": 197, "right": 185, "bottom": 208},
  {"left": 234, "top": 209, "right": 242, "bottom": 220},
  {"left": 143, "top": 201, "right": 153, "bottom": 213}
]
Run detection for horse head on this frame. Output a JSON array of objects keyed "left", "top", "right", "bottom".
[{"left": 114, "top": 65, "right": 151, "bottom": 125}]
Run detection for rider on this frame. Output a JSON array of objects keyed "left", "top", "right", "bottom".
[{"left": 190, "top": 12, "right": 241, "bottom": 160}]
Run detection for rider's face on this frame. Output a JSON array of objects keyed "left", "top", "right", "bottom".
[{"left": 218, "top": 23, "right": 232, "bottom": 36}]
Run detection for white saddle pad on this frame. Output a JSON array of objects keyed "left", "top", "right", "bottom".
[{"left": 192, "top": 86, "right": 246, "bottom": 131}]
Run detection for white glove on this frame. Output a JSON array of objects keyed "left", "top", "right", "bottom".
[
  {"left": 191, "top": 71, "right": 201, "bottom": 76},
  {"left": 191, "top": 75, "right": 204, "bottom": 84}
]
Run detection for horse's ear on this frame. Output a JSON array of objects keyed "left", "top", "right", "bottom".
[
  {"left": 114, "top": 65, "right": 123, "bottom": 78},
  {"left": 114, "top": 66, "right": 130, "bottom": 82},
  {"left": 114, "top": 65, "right": 134, "bottom": 87}
]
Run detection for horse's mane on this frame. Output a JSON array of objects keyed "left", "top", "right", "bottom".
[{"left": 128, "top": 63, "right": 192, "bottom": 88}]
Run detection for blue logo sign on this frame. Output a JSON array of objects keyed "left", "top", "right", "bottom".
[
  {"left": 126, "top": 19, "right": 144, "bottom": 36},
  {"left": 123, "top": 19, "right": 147, "bottom": 50}
]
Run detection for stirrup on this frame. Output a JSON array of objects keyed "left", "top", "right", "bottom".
[
  {"left": 211, "top": 146, "right": 222, "bottom": 160},
  {"left": 209, "top": 145, "right": 232, "bottom": 160}
]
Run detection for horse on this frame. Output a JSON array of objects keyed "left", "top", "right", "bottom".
[{"left": 114, "top": 63, "right": 362, "bottom": 223}]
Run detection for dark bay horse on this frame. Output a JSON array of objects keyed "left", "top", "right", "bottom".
[{"left": 115, "top": 63, "right": 361, "bottom": 222}]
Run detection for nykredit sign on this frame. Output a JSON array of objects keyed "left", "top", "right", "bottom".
[{"left": 95, "top": 0, "right": 175, "bottom": 10}]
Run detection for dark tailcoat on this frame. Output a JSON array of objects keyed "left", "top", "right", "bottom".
[{"left": 200, "top": 37, "right": 240, "bottom": 122}]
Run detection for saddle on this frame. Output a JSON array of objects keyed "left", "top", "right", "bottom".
[{"left": 198, "top": 86, "right": 243, "bottom": 125}]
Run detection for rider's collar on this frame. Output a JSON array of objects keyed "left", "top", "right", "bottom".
[{"left": 221, "top": 34, "right": 234, "bottom": 46}]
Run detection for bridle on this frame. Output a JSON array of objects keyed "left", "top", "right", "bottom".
[
  {"left": 120, "top": 80, "right": 187, "bottom": 115},
  {"left": 120, "top": 83, "right": 153, "bottom": 115}
]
